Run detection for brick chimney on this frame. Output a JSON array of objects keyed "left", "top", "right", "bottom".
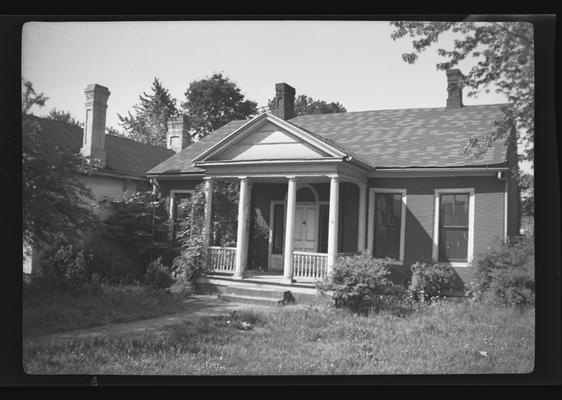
[
  {"left": 166, "top": 115, "right": 191, "bottom": 153},
  {"left": 446, "top": 69, "right": 464, "bottom": 109},
  {"left": 274, "top": 83, "right": 296, "bottom": 120},
  {"left": 81, "top": 84, "right": 110, "bottom": 165}
]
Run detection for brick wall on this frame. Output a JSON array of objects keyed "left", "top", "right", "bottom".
[{"left": 368, "top": 175, "right": 506, "bottom": 282}]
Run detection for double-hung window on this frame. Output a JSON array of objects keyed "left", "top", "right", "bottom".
[
  {"left": 368, "top": 189, "right": 406, "bottom": 262},
  {"left": 433, "top": 189, "right": 475, "bottom": 265}
]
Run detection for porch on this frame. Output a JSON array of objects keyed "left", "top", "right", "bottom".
[{"left": 200, "top": 173, "right": 369, "bottom": 285}]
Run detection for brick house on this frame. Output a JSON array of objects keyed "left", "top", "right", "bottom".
[{"left": 146, "top": 69, "right": 520, "bottom": 297}]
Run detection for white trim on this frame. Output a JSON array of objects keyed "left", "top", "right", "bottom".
[
  {"left": 367, "top": 188, "right": 407, "bottom": 262},
  {"left": 169, "top": 189, "right": 195, "bottom": 241},
  {"left": 193, "top": 112, "right": 347, "bottom": 162},
  {"left": 369, "top": 167, "right": 508, "bottom": 178},
  {"left": 504, "top": 180, "right": 508, "bottom": 240},
  {"left": 432, "top": 188, "right": 475, "bottom": 267},
  {"left": 196, "top": 158, "right": 343, "bottom": 167},
  {"left": 268, "top": 200, "right": 286, "bottom": 269}
]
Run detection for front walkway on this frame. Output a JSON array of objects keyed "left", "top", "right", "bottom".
[{"left": 23, "top": 295, "right": 305, "bottom": 347}]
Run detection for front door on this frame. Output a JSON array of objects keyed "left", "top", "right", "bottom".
[{"left": 294, "top": 205, "right": 317, "bottom": 252}]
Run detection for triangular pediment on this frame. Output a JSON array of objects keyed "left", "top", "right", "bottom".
[{"left": 194, "top": 113, "right": 346, "bottom": 164}]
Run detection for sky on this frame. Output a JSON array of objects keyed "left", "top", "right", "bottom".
[
  {"left": 22, "top": 21, "right": 532, "bottom": 172},
  {"left": 22, "top": 20, "right": 510, "bottom": 130}
]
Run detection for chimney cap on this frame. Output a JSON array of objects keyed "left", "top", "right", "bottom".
[
  {"left": 85, "top": 83, "right": 110, "bottom": 94},
  {"left": 275, "top": 82, "right": 296, "bottom": 94},
  {"left": 446, "top": 69, "right": 463, "bottom": 77}
]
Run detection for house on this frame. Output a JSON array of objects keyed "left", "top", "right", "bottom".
[
  {"left": 147, "top": 69, "right": 520, "bottom": 298},
  {"left": 23, "top": 84, "right": 176, "bottom": 273}
]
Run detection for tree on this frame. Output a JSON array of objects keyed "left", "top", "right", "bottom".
[
  {"left": 47, "top": 108, "right": 83, "bottom": 128},
  {"left": 21, "top": 78, "right": 48, "bottom": 114},
  {"left": 105, "top": 126, "right": 125, "bottom": 136},
  {"left": 266, "top": 94, "right": 347, "bottom": 116},
  {"left": 389, "top": 21, "right": 534, "bottom": 216},
  {"left": 181, "top": 73, "right": 258, "bottom": 140},
  {"left": 22, "top": 80, "right": 100, "bottom": 250},
  {"left": 118, "top": 77, "right": 178, "bottom": 147}
]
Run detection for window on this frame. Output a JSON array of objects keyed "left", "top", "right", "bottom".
[
  {"left": 317, "top": 204, "right": 329, "bottom": 253},
  {"left": 433, "top": 188, "right": 475, "bottom": 266},
  {"left": 368, "top": 189, "right": 406, "bottom": 261},
  {"left": 438, "top": 193, "right": 469, "bottom": 262},
  {"left": 374, "top": 193, "right": 402, "bottom": 259},
  {"left": 272, "top": 203, "right": 285, "bottom": 254},
  {"left": 170, "top": 191, "right": 193, "bottom": 245}
]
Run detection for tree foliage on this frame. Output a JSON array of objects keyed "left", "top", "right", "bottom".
[
  {"left": 21, "top": 78, "right": 48, "bottom": 114},
  {"left": 181, "top": 73, "right": 258, "bottom": 140},
  {"left": 22, "top": 80, "right": 100, "bottom": 249},
  {"left": 118, "top": 77, "right": 179, "bottom": 147},
  {"left": 389, "top": 21, "right": 534, "bottom": 164},
  {"left": 267, "top": 94, "right": 347, "bottom": 116},
  {"left": 47, "top": 108, "right": 83, "bottom": 128}
]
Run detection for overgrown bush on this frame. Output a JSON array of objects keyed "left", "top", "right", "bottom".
[
  {"left": 103, "top": 190, "right": 170, "bottom": 271},
  {"left": 144, "top": 257, "right": 174, "bottom": 290},
  {"left": 84, "top": 232, "right": 143, "bottom": 285},
  {"left": 33, "top": 244, "right": 96, "bottom": 294},
  {"left": 406, "top": 262, "right": 459, "bottom": 302},
  {"left": 470, "top": 236, "right": 534, "bottom": 306},
  {"left": 317, "top": 253, "right": 397, "bottom": 315}
]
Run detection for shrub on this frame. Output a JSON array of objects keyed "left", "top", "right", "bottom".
[
  {"left": 34, "top": 244, "right": 95, "bottom": 294},
  {"left": 170, "top": 243, "right": 206, "bottom": 297},
  {"left": 144, "top": 257, "right": 174, "bottom": 290},
  {"left": 84, "top": 232, "right": 143, "bottom": 285},
  {"left": 471, "top": 236, "right": 534, "bottom": 306},
  {"left": 407, "top": 262, "right": 459, "bottom": 302},
  {"left": 103, "top": 190, "right": 170, "bottom": 270},
  {"left": 316, "top": 253, "right": 396, "bottom": 315}
]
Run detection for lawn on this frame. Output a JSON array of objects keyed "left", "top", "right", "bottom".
[
  {"left": 23, "top": 299, "right": 534, "bottom": 375},
  {"left": 22, "top": 284, "right": 189, "bottom": 337}
]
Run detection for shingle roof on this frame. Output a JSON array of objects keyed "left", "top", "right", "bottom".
[
  {"left": 147, "top": 103, "right": 510, "bottom": 175},
  {"left": 30, "top": 116, "right": 175, "bottom": 178}
]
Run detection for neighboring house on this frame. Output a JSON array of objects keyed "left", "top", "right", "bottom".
[
  {"left": 146, "top": 69, "right": 520, "bottom": 293},
  {"left": 23, "top": 84, "right": 176, "bottom": 273}
]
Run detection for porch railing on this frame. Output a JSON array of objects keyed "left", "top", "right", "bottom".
[
  {"left": 207, "top": 246, "right": 236, "bottom": 273},
  {"left": 293, "top": 251, "right": 328, "bottom": 280}
]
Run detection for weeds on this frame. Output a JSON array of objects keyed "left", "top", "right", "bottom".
[{"left": 24, "top": 301, "right": 534, "bottom": 375}]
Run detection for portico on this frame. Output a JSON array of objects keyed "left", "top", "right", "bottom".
[{"left": 192, "top": 112, "right": 372, "bottom": 284}]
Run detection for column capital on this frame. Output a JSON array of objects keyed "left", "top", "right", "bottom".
[
  {"left": 357, "top": 181, "right": 368, "bottom": 189},
  {"left": 327, "top": 173, "right": 339, "bottom": 181},
  {"left": 203, "top": 176, "right": 214, "bottom": 181},
  {"left": 286, "top": 175, "right": 298, "bottom": 182}
]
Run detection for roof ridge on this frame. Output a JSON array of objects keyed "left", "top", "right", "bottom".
[
  {"left": 290, "top": 103, "right": 509, "bottom": 119},
  {"left": 105, "top": 133, "right": 173, "bottom": 152}
]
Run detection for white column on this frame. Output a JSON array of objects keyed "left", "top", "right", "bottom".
[
  {"left": 357, "top": 183, "right": 367, "bottom": 253},
  {"left": 327, "top": 175, "right": 340, "bottom": 277},
  {"left": 283, "top": 176, "right": 297, "bottom": 284},
  {"left": 234, "top": 177, "right": 252, "bottom": 279},
  {"left": 367, "top": 189, "right": 375, "bottom": 256},
  {"left": 202, "top": 177, "right": 213, "bottom": 269}
]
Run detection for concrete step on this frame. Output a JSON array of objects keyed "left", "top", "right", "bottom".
[
  {"left": 219, "top": 286, "right": 291, "bottom": 300},
  {"left": 218, "top": 293, "right": 285, "bottom": 307}
]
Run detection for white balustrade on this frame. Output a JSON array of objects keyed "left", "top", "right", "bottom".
[
  {"left": 207, "top": 246, "right": 236, "bottom": 273},
  {"left": 293, "top": 251, "right": 328, "bottom": 280}
]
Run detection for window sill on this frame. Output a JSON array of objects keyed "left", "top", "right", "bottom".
[{"left": 436, "top": 261, "right": 472, "bottom": 268}]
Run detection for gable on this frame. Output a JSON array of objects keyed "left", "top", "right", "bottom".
[{"left": 207, "top": 119, "right": 333, "bottom": 161}]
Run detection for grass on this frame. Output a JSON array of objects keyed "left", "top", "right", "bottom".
[
  {"left": 23, "top": 300, "right": 534, "bottom": 375},
  {"left": 22, "top": 284, "right": 189, "bottom": 337}
]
